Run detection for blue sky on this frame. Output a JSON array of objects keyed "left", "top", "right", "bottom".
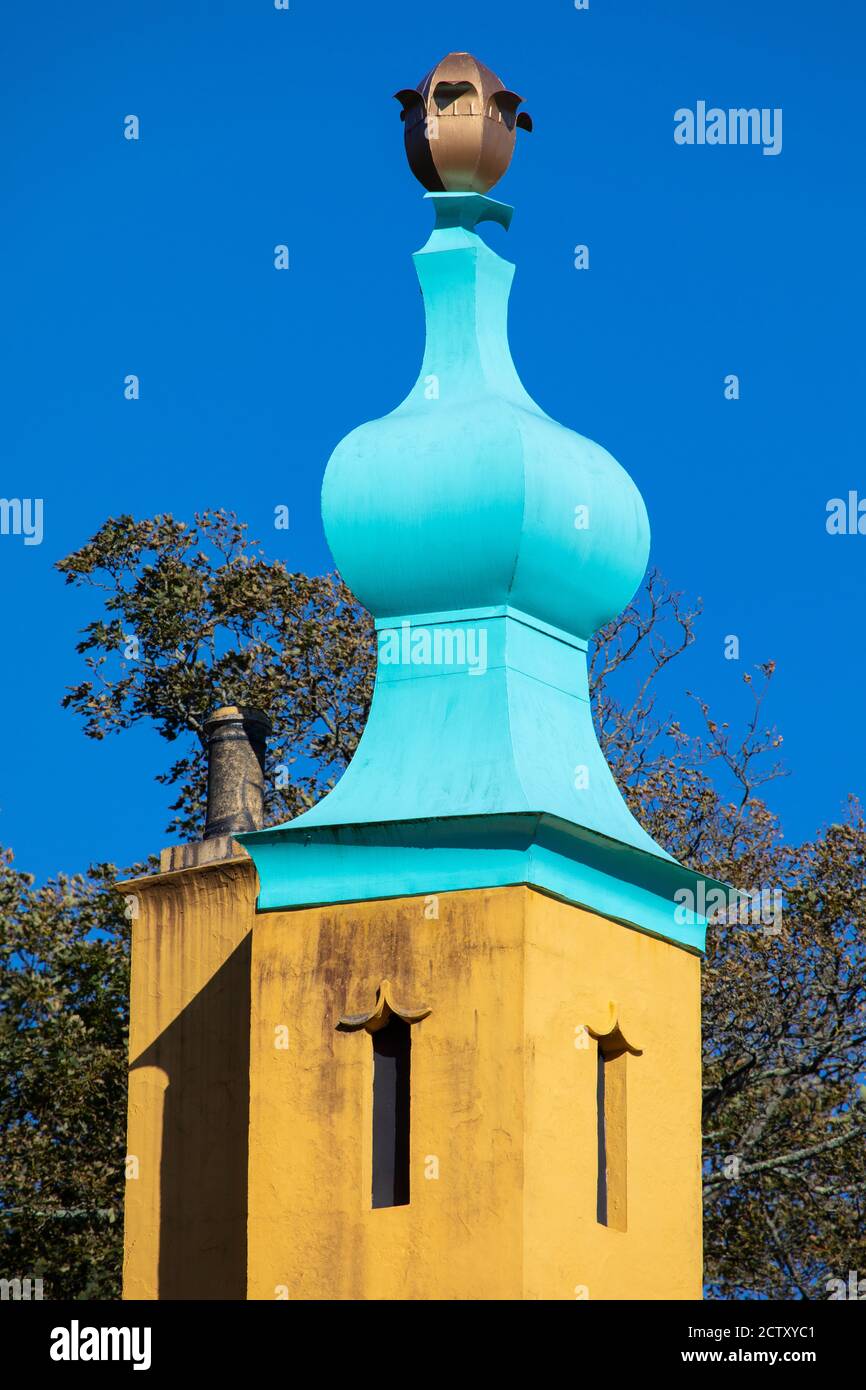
[{"left": 2, "top": 0, "right": 863, "bottom": 882}]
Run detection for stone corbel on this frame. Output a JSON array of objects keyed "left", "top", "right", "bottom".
[
  {"left": 586, "top": 1001, "right": 642, "bottom": 1056},
  {"left": 337, "top": 978, "right": 432, "bottom": 1034}
]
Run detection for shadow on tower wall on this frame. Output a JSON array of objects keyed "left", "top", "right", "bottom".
[{"left": 129, "top": 932, "right": 251, "bottom": 1299}]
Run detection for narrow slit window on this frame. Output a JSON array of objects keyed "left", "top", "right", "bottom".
[
  {"left": 371, "top": 1016, "right": 411, "bottom": 1209},
  {"left": 596, "top": 1047, "right": 607, "bottom": 1225},
  {"left": 596, "top": 1043, "right": 627, "bottom": 1232}
]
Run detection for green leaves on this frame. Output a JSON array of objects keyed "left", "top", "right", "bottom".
[
  {"left": 0, "top": 851, "right": 135, "bottom": 1300},
  {"left": 57, "top": 509, "right": 375, "bottom": 839}
]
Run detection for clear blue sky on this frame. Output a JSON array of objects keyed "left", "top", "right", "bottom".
[{"left": 2, "top": 0, "right": 863, "bottom": 882}]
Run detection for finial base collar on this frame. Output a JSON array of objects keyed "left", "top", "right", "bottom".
[{"left": 424, "top": 190, "right": 513, "bottom": 233}]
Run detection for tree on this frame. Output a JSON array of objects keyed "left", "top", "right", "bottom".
[
  {"left": 0, "top": 852, "right": 132, "bottom": 1299},
  {"left": 56, "top": 510, "right": 374, "bottom": 839},
  {"left": 698, "top": 813, "right": 866, "bottom": 1299}
]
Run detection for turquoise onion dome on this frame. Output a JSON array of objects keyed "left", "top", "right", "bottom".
[
  {"left": 322, "top": 193, "right": 649, "bottom": 644},
  {"left": 300, "top": 188, "right": 662, "bottom": 853}
]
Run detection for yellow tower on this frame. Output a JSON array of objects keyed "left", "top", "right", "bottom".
[
  {"left": 123, "top": 53, "right": 713, "bottom": 1302},
  {"left": 243, "top": 887, "right": 703, "bottom": 1301}
]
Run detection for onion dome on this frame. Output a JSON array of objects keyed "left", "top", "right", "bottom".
[{"left": 322, "top": 199, "right": 648, "bottom": 644}]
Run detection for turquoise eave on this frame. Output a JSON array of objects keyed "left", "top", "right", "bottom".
[
  {"left": 291, "top": 610, "right": 663, "bottom": 842},
  {"left": 236, "top": 811, "right": 715, "bottom": 953},
  {"left": 236, "top": 609, "right": 719, "bottom": 950}
]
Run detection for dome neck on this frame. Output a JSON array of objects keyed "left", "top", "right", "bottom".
[{"left": 406, "top": 193, "right": 540, "bottom": 410}]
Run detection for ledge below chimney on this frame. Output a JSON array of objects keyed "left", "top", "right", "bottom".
[{"left": 159, "top": 833, "right": 249, "bottom": 874}]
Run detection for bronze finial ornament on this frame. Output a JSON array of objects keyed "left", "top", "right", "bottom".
[{"left": 395, "top": 51, "right": 532, "bottom": 194}]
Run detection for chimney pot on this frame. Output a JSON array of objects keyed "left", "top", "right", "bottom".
[{"left": 203, "top": 705, "right": 272, "bottom": 840}]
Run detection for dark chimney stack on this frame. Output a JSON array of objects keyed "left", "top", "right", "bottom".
[
  {"left": 203, "top": 705, "right": 272, "bottom": 838},
  {"left": 159, "top": 704, "right": 272, "bottom": 873}
]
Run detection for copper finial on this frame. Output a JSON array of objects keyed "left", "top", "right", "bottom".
[{"left": 395, "top": 51, "right": 532, "bottom": 194}]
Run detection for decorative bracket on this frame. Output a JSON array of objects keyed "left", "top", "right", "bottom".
[
  {"left": 337, "top": 979, "right": 432, "bottom": 1034},
  {"left": 586, "top": 1001, "right": 642, "bottom": 1056}
]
